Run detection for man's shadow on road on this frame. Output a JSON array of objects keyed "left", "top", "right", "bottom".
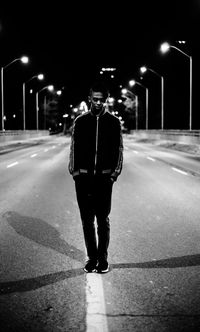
[{"left": 1, "top": 210, "right": 200, "bottom": 295}]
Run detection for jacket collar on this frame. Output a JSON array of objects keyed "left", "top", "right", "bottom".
[{"left": 90, "top": 107, "right": 107, "bottom": 117}]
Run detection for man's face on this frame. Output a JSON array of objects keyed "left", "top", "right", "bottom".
[{"left": 90, "top": 91, "right": 106, "bottom": 112}]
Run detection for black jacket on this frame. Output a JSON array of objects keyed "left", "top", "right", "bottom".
[{"left": 68, "top": 109, "right": 123, "bottom": 180}]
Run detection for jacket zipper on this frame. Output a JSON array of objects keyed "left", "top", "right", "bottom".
[{"left": 94, "top": 116, "right": 99, "bottom": 174}]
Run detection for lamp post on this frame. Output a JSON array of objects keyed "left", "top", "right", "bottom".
[
  {"left": 1, "top": 56, "right": 29, "bottom": 131},
  {"left": 160, "top": 42, "right": 192, "bottom": 130},
  {"left": 140, "top": 66, "right": 164, "bottom": 130},
  {"left": 129, "top": 79, "right": 149, "bottom": 130},
  {"left": 36, "top": 85, "right": 54, "bottom": 130},
  {"left": 22, "top": 74, "right": 44, "bottom": 131}
]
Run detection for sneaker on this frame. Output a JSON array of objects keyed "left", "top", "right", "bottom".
[
  {"left": 83, "top": 260, "right": 97, "bottom": 273},
  {"left": 96, "top": 260, "right": 109, "bottom": 273}
]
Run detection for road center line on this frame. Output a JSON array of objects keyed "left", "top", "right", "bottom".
[
  {"left": 30, "top": 154, "right": 37, "bottom": 158},
  {"left": 86, "top": 273, "right": 108, "bottom": 332},
  {"left": 7, "top": 161, "right": 19, "bottom": 168},
  {"left": 172, "top": 167, "right": 188, "bottom": 175}
]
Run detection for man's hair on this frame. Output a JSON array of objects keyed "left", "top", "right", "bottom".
[{"left": 89, "top": 82, "right": 109, "bottom": 99}]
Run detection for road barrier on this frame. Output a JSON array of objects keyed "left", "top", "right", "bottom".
[
  {"left": 1, "top": 129, "right": 200, "bottom": 145},
  {"left": 130, "top": 130, "right": 200, "bottom": 145},
  {"left": 0, "top": 130, "right": 49, "bottom": 143}
]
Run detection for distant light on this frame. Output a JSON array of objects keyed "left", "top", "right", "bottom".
[
  {"left": 129, "top": 80, "right": 136, "bottom": 87},
  {"left": 121, "top": 88, "right": 127, "bottom": 95},
  {"left": 57, "top": 90, "right": 62, "bottom": 95},
  {"left": 48, "top": 85, "right": 54, "bottom": 91},
  {"left": 100, "top": 71, "right": 103, "bottom": 74},
  {"left": 59, "top": 123, "right": 62, "bottom": 126},
  {"left": 108, "top": 97, "right": 114, "bottom": 105},
  {"left": 177, "top": 40, "right": 186, "bottom": 44},
  {"left": 13, "top": 114, "right": 16, "bottom": 118},
  {"left": 118, "top": 99, "right": 123, "bottom": 103},
  {"left": 38, "top": 74, "right": 44, "bottom": 80},
  {"left": 160, "top": 42, "right": 170, "bottom": 53},
  {"left": 79, "top": 101, "right": 88, "bottom": 112},
  {"left": 21, "top": 56, "right": 29, "bottom": 64},
  {"left": 111, "top": 75, "right": 114, "bottom": 78},
  {"left": 140, "top": 66, "right": 147, "bottom": 74},
  {"left": 30, "top": 89, "right": 33, "bottom": 94},
  {"left": 101, "top": 67, "right": 116, "bottom": 71},
  {"left": 63, "top": 114, "right": 69, "bottom": 118}
]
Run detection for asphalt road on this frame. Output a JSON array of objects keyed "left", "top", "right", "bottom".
[{"left": 0, "top": 135, "right": 200, "bottom": 331}]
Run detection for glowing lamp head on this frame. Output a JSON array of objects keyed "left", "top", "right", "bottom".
[
  {"left": 160, "top": 42, "right": 170, "bottom": 53},
  {"left": 38, "top": 74, "right": 44, "bottom": 80},
  {"left": 129, "top": 80, "right": 136, "bottom": 87},
  {"left": 140, "top": 66, "right": 147, "bottom": 74},
  {"left": 48, "top": 85, "right": 54, "bottom": 91},
  {"left": 121, "top": 88, "right": 127, "bottom": 95},
  {"left": 21, "top": 56, "right": 29, "bottom": 64}
]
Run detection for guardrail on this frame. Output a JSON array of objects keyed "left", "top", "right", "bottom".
[
  {"left": 130, "top": 130, "right": 200, "bottom": 144},
  {"left": 0, "top": 130, "right": 49, "bottom": 143},
  {"left": 0, "top": 130, "right": 49, "bottom": 136}
]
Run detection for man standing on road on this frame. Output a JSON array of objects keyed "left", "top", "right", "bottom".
[{"left": 68, "top": 82, "right": 123, "bottom": 273}]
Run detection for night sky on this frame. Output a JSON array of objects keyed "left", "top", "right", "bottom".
[{"left": 1, "top": 0, "right": 200, "bottom": 130}]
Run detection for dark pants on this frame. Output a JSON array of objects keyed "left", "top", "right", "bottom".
[{"left": 75, "top": 175, "right": 113, "bottom": 262}]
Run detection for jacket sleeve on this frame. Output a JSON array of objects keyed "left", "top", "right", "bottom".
[
  {"left": 68, "top": 121, "right": 75, "bottom": 175},
  {"left": 111, "top": 120, "right": 123, "bottom": 181}
]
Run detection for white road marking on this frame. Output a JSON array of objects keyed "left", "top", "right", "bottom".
[
  {"left": 44, "top": 149, "right": 49, "bottom": 152},
  {"left": 133, "top": 150, "right": 138, "bottom": 154},
  {"left": 147, "top": 156, "right": 155, "bottom": 162},
  {"left": 7, "top": 161, "right": 19, "bottom": 168},
  {"left": 172, "top": 167, "right": 188, "bottom": 175},
  {"left": 86, "top": 273, "right": 108, "bottom": 332},
  {"left": 30, "top": 154, "right": 37, "bottom": 158}
]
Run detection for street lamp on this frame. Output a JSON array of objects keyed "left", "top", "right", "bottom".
[
  {"left": 129, "top": 79, "right": 149, "bottom": 130},
  {"left": 1, "top": 56, "right": 29, "bottom": 131},
  {"left": 36, "top": 85, "right": 54, "bottom": 130},
  {"left": 160, "top": 42, "right": 192, "bottom": 130},
  {"left": 140, "top": 66, "right": 164, "bottom": 130},
  {"left": 22, "top": 73, "right": 44, "bottom": 131}
]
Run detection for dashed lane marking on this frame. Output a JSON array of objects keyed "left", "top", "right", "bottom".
[
  {"left": 172, "top": 167, "right": 188, "bottom": 175},
  {"left": 86, "top": 273, "right": 108, "bottom": 332},
  {"left": 7, "top": 162, "right": 19, "bottom": 168},
  {"left": 30, "top": 154, "right": 37, "bottom": 158},
  {"left": 147, "top": 156, "right": 155, "bottom": 162}
]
